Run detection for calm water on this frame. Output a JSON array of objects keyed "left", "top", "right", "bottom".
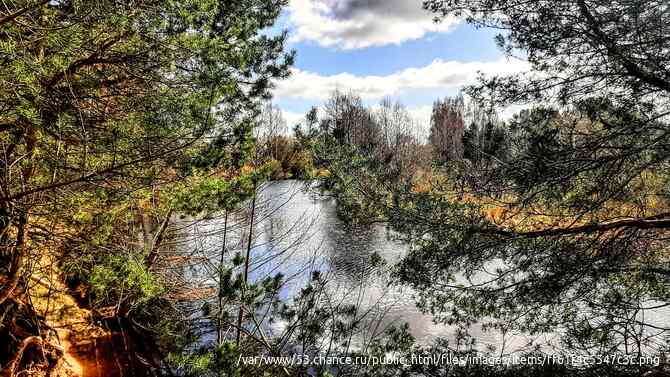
[
  {"left": 180, "top": 180, "right": 668, "bottom": 353},
  {"left": 179, "top": 180, "right": 530, "bottom": 351}
]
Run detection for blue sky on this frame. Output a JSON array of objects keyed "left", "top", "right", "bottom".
[{"left": 271, "top": 0, "right": 528, "bottom": 128}]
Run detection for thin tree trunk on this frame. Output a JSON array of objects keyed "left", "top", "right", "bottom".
[
  {"left": 0, "top": 125, "right": 35, "bottom": 306},
  {"left": 137, "top": 204, "right": 152, "bottom": 252},
  {"left": 236, "top": 183, "right": 257, "bottom": 347},
  {"left": 217, "top": 210, "right": 229, "bottom": 345},
  {"left": 145, "top": 208, "right": 173, "bottom": 270},
  {"left": 0, "top": 214, "right": 27, "bottom": 306}
]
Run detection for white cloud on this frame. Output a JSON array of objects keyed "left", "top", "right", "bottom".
[
  {"left": 407, "top": 104, "right": 432, "bottom": 136},
  {"left": 282, "top": 110, "right": 307, "bottom": 127},
  {"left": 287, "top": 0, "right": 459, "bottom": 49},
  {"left": 398, "top": 104, "right": 431, "bottom": 124},
  {"left": 498, "top": 104, "right": 529, "bottom": 120},
  {"left": 275, "top": 58, "right": 530, "bottom": 102}
]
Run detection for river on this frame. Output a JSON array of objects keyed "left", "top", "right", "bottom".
[
  {"left": 178, "top": 180, "right": 545, "bottom": 352},
  {"left": 179, "top": 180, "right": 668, "bottom": 354}
]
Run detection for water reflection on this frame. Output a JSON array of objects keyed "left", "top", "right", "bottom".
[{"left": 180, "top": 180, "right": 534, "bottom": 350}]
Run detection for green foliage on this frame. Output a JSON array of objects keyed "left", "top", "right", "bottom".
[
  {"left": 1, "top": 2, "right": 295, "bottom": 366},
  {"left": 88, "top": 252, "right": 164, "bottom": 307},
  {"left": 166, "top": 352, "right": 214, "bottom": 375},
  {"left": 307, "top": 0, "right": 670, "bottom": 365}
]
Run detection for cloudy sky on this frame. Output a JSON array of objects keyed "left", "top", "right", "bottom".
[{"left": 271, "top": 0, "right": 528, "bottom": 128}]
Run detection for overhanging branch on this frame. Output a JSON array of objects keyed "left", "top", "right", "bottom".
[{"left": 481, "top": 212, "right": 670, "bottom": 238}]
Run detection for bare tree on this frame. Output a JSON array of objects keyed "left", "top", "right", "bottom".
[
  {"left": 372, "top": 99, "right": 431, "bottom": 179},
  {"left": 322, "top": 91, "right": 380, "bottom": 150},
  {"left": 256, "top": 102, "right": 288, "bottom": 160},
  {"left": 429, "top": 95, "right": 465, "bottom": 162}
]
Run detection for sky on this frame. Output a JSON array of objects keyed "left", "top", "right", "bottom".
[{"left": 270, "top": 0, "right": 529, "bottom": 129}]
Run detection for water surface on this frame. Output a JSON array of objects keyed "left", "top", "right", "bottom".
[{"left": 180, "top": 180, "right": 669, "bottom": 354}]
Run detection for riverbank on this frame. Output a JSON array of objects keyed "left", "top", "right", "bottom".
[{"left": 2, "top": 255, "right": 159, "bottom": 377}]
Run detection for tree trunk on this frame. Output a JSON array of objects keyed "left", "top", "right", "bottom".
[
  {"left": 0, "top": 198, "right": 29, "bottom": 307},
  {"left": 236, "top": 184, "right": 257, "bottom": 347},
  {"left": 145, "top": 208, "right": 173, "bottom": 270},
  {"left": 217, "top": 210, "right": 229, "bottom": 345},
  {"left": 137, "top": 204, "right": 152, "bottom": 252}
]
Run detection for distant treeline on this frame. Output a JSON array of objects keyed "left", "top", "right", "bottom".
[{"left": 256, "top": 90, "right": 513, "bottom": 183}]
